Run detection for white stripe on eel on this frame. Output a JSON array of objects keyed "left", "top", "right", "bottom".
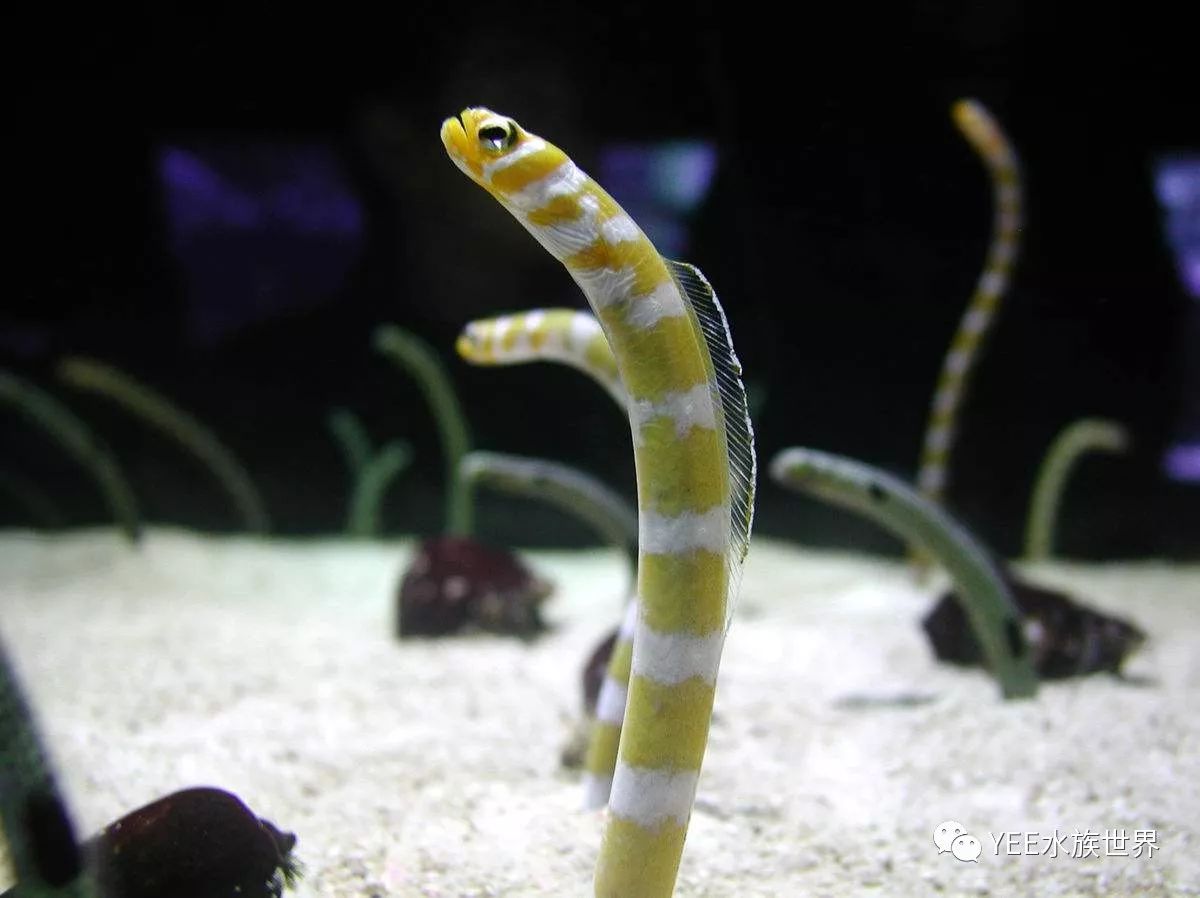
[
  {"left": 600, "top": 214, "right": 642, "bottom": 244},
  {"left": 925, "top": 426, "right": 953, "bottom": 452},
  {"left": 580, "top": 270, "right": 688, "bottom": 330},
  {"left": 979, "top": 270, "right": 1006, "bottom": 296},
  {"left": 569, "top": 264, "right": 639, "bottom": 305},
  {"left": 624, "top": 281, "right": 688, "bottom": 329},
  {"left": 639, "top": 505, "right": 730, "bottom": 554},
  {"left": 594, "top": 679, "right": 629, "bottom": 724},
  {"left": 918, "top": 466, "right": 947, "bottom": 494},
  {"left": 494, "top": 317, "right": 526, "bottom": 353},
  {"left": 631, "top": 624, "right": 725, "bottom": 685},
  {"left": 506, "top": 160, "right": 589, "bottom": 211},
  {"left": 960, "top": 307, "right": 992, "bottom": 335},
  {"left": 523, "top": 309, "right": 546, "bottom": 332},
  {"left": 945, "top": 349, "right": 971, "bottom": 375},
  {"left": 608, "top": 766, "right": 700, "bottom": 828},
  {"left": 526, "top": 194, "right": 601, "bottom": 258},
  {"left": 568, "top": 310, "right": 605, "bottom": 351},
  {"left": 630, "top": 383, "right": 719, "bottom": 443},
  {"left": 583, "top": 774, "right": 615, "bottom": 811}
]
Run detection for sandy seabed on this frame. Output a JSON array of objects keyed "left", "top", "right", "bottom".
[{"left": 0, "top": 528, "right": 1196, "bottom": 897}]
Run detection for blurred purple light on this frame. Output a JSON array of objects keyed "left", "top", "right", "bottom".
[
  {"left": 1154, "top": 155, "right": 1200, "bottom": 484},
  {"left": 1154, "top": 155, "right": 1200, "bottom": 299},
  {"left": 158, "top": 142, "right": 363, "bottom": 343},
  {"left": 1163, "top": 442, "right": 1200, "bottom": 483},
  {"left": 599, "top": 141, "right": 718, "bottom": 256}
]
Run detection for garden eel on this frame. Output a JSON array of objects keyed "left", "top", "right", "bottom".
[
  {"left": 770, "top": 447, "right": 1038, "bottom": 699},
  {"left": 0, "top": 637, "right": 96, "bottom": 897},
  {"left": 916, "top": 99, "right": 1022, "bottom": 506},
  {"left": 457, "top": 309, "right": 625, "bottom": 408},
  {"left": 459, "top": 450, "right": 638, "bottom": 578},
  {"left": 457, "top": 312, "right": 638, "bottom": 809},
  {"left": 57, "top": 357, "right": 270, "bottom": 535},
  {"left": 1024, "top": 418, "right": 1129, "bottom": 560},
  {"left": 373, "top": 325, "right": 474, "bottom": 536},
  {"left": 442, "top": 108, "right": 755, "bottom": 898},
  {"left": 0, "top": 370, "right": 140, "bottom": 544}
]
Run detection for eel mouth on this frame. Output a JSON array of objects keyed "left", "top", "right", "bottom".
[{"left": 439, "top": 112, "right": 469, "bottom": 160}]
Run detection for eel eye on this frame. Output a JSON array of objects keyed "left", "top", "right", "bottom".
[{"left": 478, "top": 122, "right": 516, "bottom": 152}]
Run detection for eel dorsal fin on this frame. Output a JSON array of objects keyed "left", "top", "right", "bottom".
[{"left": 666, "top": 259, "right": 756, "bottom": 623}]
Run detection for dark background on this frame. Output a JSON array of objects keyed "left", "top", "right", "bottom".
[{"left": 4, "top": 2, "right": 1197, "bottom": 559}]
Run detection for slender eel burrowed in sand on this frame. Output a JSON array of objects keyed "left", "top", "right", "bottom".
[
  {"left": 327, "top": 408, "right": 413, "bottom": 539},
  {"left": 458, "top": 449, "right": 638, "bottom": 778},
  {"left": 1024, "top": 418, "right": 1130, "bottom": 561},
  {"left": 376, "top": 325, "right": 557, "bottom": 637},
  {"left": 460, "top": 450, "right": 638, "bottom": 578},
  {"left": 0, "top": 370, "right": 140, "bottom": 545},
  {"left": 442, "top": 108, "right": 755, "bottom": 897},
  {"left": 924, "top": 565, "right": 1146, "bottom": 679},
  {"left": 916, "top": 99, "right": 1022, "bottom": 506},
  {"left": 57, "top": 357, "right": 270, "bottom": 535},
  {"left": 458, "top": 310, "right": 638, "bottom": 808},
  {"left": 373, "top": 324, "right": 474, "bottom": 536},
  {"left": 770, "top": 447, "right": 1038, "bottom": 699},
  {"left": 457, "top": 309, "right": 626, "bottom": 409}
]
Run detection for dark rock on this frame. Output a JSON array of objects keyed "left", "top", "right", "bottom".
[
  {"left": 923, "top": 568, "right": 1147, "bottom": 679},
  {"left": 87, "top": 787, "right": 300, "bottom": 898},
  {"left": 397, "top": 535, "right": 553, "bottom": 638}
]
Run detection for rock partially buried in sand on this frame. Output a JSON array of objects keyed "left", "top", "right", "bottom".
[
  {"left": 86, "top": 787, "right": 300, "bottom": 898},
  {"left": 397, "top": 535, "right": 554, "bottom": 638},
  {"left": 924, "top": 570, "right": 1147, "bottom": 679}
]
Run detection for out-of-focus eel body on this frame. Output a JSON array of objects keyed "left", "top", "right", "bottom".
[{"left": 916, "top": 99, "right": 1022, "bottom": 505}]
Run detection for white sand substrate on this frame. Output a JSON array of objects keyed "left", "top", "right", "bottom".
[{"left": 0, "top": 528, "right": 1196, "bottom": 896}]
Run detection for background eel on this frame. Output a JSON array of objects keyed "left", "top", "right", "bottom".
[
  {"left": 327, "top": 408, "right": 413, "bottom": 539},
  {"left": 460, "top": 450, "right": 638, "bottom": 578},
  {"left": 373, "top": 324, "right": 474, "bottom": 536},
  {"left": 1023, "top": 418, "right": 1129, "bottom": 561},
  {"left": 915, "top": 99, "right": 1022, "bottom": 505},
  {"left": 442, "top": 108, "right": 755, "bottom": 898},
  {"left": 457, "top": 309, "right": 626, "bottom": 408},
  {"left": 456, "top": 451, "right": 638, "bottom": 801},
  {"left": 458, "top": 310, "right": 636, "bottom": 807},
  {"left": 0, "top": 637, "right": 96, "bottom": 897},
  {"left": 57, "top": 356, "right": 270, "bottom": 535},
  {"left": 770, "top": 447, "right": 1038, "bottom": 699},
  {"left": 0, "top": 370, "right": 141, "bottom": 545}
]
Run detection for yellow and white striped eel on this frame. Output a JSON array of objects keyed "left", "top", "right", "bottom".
[
  {"left": 458, "top": 309, "right": 636, "bottom": 809},
  {"left": 584, "top": 596, "right": 638, "bottom": 808},
  {"left": 916, "top": 99, "right": 1022, "bottom": 504},
  {"left": 457, "top": 309, "right": 626, "bottom": 409},
  {"left": 442, "top": 108, "right": 755, "bottom": 898}
]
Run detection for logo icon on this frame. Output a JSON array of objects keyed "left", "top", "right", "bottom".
[
  {"left": 934, "top": 820, "right": 981, "bottom": 862},
  {"left": 934, "top": 820, "right": 967, "bottom": 854},
  {"left": 951, "top": 833, "right": 982, "bottom": 862}
]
